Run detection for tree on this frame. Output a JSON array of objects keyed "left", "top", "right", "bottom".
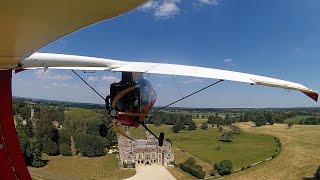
[
  {"left": 180, "top": 158, "right": 206, "bottom": 179},
  {"left": 214, "top": 160, "right": 233, "bottom": 176},
  {"left": 70, "top": 136, "right": 77, "bottom": 156},
  {"left": 254, "top": 114, "right": 267, "bottom": 127},
  {"left": 42, "top": 136, "right": 59, "bottom": 156},
  {"left": 188, "top": 121, "right": 197, "bottom": 130},
  {"left": 243, "top": 113, "right": 252, "bottom": 122},
  {"left": 239, "top": 113, "right": 245, "bottom": 122},
  {"left": 22, "top": 119, "right": 34, "bottom": 137},
  {"left": 220, "top": 132, "right": 234, "bottom": 142},
  {"left": 74, "top": 134, "right": 107, "bottom": 157},
  {"left": 186, "top": 157, "right": 196, "bottom": 165},
  {"left": 172, "top": 121, "right": 185, "bottom": 133},
  {"left": 154, "top": 120, "right": 161, "bottom": 127},
  {"left": 288, "top": 122, "right": 294, "bottom": 128},
  {"left": 201, "top": 122, "right": 208, "bottom": 130},
  {"left": 230, "top": 125, "right": 240, "bottom": 134},
  {"left": 264, "top": 112, "right": 275, "bottom": 125},
  {"left": 34, "top": 107, "right": 56, "bottom": 140},
  {"left": 208, "top": 114, "right": 224, "bottom": 125},
  {"left": 29, "top": 138, "right": 45, "bottom": 167},
  {"left": 172, "top": 124, "right": 181, "bottom": 133},
  {"left": 17, "top": 123, "right": 44, "bottom": 167},
  {"left": 63, "top": 108, "right": 103, "bottom": 134},
  {"left": 59, "top": 143, "right": 72, "bottom": 156}
]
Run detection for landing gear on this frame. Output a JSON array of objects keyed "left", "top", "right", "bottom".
[
  {"left": 139, "top": 121, "right": 165, "bottom": 147},
  {"left": 158, "top": 132, "right": 164, "bottom": 147}
]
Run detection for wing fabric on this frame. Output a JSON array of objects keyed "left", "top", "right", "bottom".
[
  {"left": 21, "top": 53, "right": 318, "bottom": 101},
  {"left": 0, "top": 0, "right": 147, "bottom": 68}
]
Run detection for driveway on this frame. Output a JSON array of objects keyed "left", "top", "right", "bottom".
[{"left": 125, "top": 164, "right": 176, "bottom": 180}]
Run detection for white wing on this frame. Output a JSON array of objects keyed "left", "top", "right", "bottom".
[{"left": 21, "top": 53, "right": 318, "bottom": 101}]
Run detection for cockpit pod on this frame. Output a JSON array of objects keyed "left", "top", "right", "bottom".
[{"left": 109, "top": 77, "right": 157, "bottom": 127}]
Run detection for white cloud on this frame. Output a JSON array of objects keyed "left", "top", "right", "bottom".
[
  {"left": 140, "top": 1, "right": 159, "bottom": 11},
  {"left": 102, "top": 75, "right": 120, "bottom": 83},
  {"left": 44, "top": 82, "right": 71, "bottom": 89},
  {"left": 88, "top": 76, "right": 96, "bottom": 81},
  {"left": 223, "top": 58, "right": 235, "bottom": 66},
  {"left": 140, "top": 0, "right": 181, "bottom": 19},
  {"left": 155, "top": 0, "right": 180, "bottom": 19},
  {"left": 224, "top": 58, "right": 233, "bottom": 63},
  {"left": 183, "top": 78, "right": 204, "bottom": 84},
  {"left": 197, "top": 0, "right": 219, "bottom": 6},
  {"left": 33, "top": 70, "right": 72, "bottom": 81}
]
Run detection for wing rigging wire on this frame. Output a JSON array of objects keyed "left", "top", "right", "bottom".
[
  {"left": 171, "top": 75, "right": 184, "bottom": 98},
  {"left": 71, "top": 70, "right": 105, "bottom": 101},
  {"left": 151, "top": 79, "right": 224, "bottom": 114},
  {"left": 29, "top": 67, "right": 48, "bottom": 98},
  {"left": 94, "top": 70, "right": 104, "bottom": 88}
]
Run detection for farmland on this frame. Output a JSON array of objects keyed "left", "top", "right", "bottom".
[
  {"left": 130, "top": 124, "right": 277, "bottom": 170},
  {"left": 224, "top": 123, "right": 320, "bottom": 180}
]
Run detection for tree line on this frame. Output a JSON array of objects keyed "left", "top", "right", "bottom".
[{"left": 13, "top": 100, "right": 116, "bottom": 167}]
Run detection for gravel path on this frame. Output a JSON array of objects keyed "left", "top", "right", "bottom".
[{"left": 125, "top": 164, "right": 176, "bottom": 180}]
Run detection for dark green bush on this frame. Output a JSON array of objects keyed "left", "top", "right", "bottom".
[
  {"left": 74, "top": 134, "right": 107, "bottom": 157},
  {"left": 180, "top": 162, "right": 205, "bottom": 179},
  {"left": 42, "top": 136, "right": 59, "bottom": 156},
  {"left": 59, "top": 143, "right": 72, "bottom": 156},
  {"left": 214, "top": 160, "right": 233, "bottom": 176}
]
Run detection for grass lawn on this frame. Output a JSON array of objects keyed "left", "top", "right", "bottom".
[
  {"left": 193, "top": 118, "right": 208, "bottom": 126},
  {"left": 225, "top": 123, "right": 320, "bottom": 180},
  {"left": 130, "top": 124, "right": 277, "bottom": 170},
  {"left": 284, "top": 115, "right": 313, "bottom": 124},
  {"left": 29, "top": 154, "right": 135, "bottom": 180}
]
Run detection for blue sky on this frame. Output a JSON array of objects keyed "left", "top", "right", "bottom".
[{"left": 13, "top": 0, "right": 320, "bottom": 108}]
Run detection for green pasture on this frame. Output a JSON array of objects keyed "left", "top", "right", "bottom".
[
  {"left": 130, "top": 125, "right": 277, "bottom": 169},
  {"left": 29, "top": 154, "right": 135, "bottom": 180},
  {"left": 284, "top": 115, "right": 313, "bottom": 124}
]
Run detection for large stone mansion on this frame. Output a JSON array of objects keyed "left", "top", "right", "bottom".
[{"left": 118, "top": 131, "right": 174, "bottom": 168}]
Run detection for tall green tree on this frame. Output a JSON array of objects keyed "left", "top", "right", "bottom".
[
  {"left": 70, "top": 136, "right": 77, "bottom": 156},
  {"left": 201, "top": 122, "right": 208, "bottom": 130},
  {"left": 188, "top": 121, "right": 197, "bottom": 131},
  {"left": 74, "top": 134, "right": 107, "bottom": 157}
]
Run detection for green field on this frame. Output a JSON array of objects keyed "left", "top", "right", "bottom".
[
  {"left": 29, "top": 124, "right": 278, "bottom": 180},
  {"left": 29, "top": 154, "right": 135, "bottom": 180},
  {"left": 226, "top": 123, "right": 320, "bottom": 180},
  {"left": 130, "top": 125, "right": 277, "bottom": 169},
  {"left": 284, "top": 115, "right": 313, "bottom": 124},
  {"left": 193, "top": 118, "right": 208, "bottom": 125}
]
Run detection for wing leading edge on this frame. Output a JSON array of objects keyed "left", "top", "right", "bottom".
[{"left": 21, "top": 53, "right": 318, "bottom": 102}]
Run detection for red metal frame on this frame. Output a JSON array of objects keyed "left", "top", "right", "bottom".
[{"left": 0, "top": 70, "right": 31, "bottom": 180}]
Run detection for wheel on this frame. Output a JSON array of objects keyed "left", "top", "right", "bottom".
[{"left": 158, "top": 132, "right": 164, "bottom": 146}]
